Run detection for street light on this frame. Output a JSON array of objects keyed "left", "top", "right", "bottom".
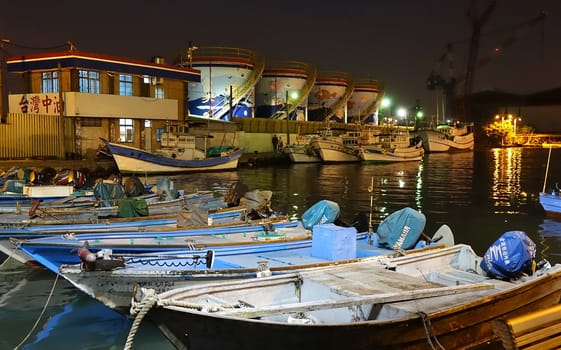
[
  {"left": 397, "top": 107, "right": 407, "bottom": 127},
  {"left": 415, "top": 111, "right": 424, "bottom": 129},
  {"left": 380, "top": 97, "right": 392, "bottom": 123},
  {"left": 285, "top": 90, "right": 299, "bottom": 146}
]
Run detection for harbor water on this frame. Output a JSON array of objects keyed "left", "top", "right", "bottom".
[{"left": 2, "top": 147, "right": 561, "bottom": 349}]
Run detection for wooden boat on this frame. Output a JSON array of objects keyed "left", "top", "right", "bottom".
[
  {"left": 0, "top": 205, "right": 252, "bottom": 264},
  {"left": 0, "top": 184, "right": 224, "bottom": 225},
  {"left": 101, "top": 124, "right": 242, "bottom": 174},
  {"left": 539, "top": 146, "right": 561, "bottom": 216},
  {"left": 58, "top": 238, "right": 446, "bottom": 311},
  {"left": 52, "top": 214, "right": 452, "bottom": 310},
  {"left": 128, "top": 243, "right": 561, "bottom": 350},
  {"left": 416, "top": 122, "right": 474, "bottom": 153},
  {"left": 0, "top": 199, "right": 246, "bottom": 237},
  {"left": 492, "top": 303, "right": 561, "bottom": 349},
  {"left": 0, "top": 181, "right": 96, "bottom": 214},
  {"left": 0, "top": 214, "right": 178, "bottom": 237},
  {"left": 21, "top": 206, "right": 444, "bottom": 311},
  {"left": 8, "top": 217, "right": 299, "bottom": 266}
]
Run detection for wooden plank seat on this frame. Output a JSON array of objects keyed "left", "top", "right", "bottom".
[{"left": 492, "top": 303, "right": 561, "bottom": 350}]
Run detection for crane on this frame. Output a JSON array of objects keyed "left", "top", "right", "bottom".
[{"left": 427, "top": 1, "right": 545, "bottom": 122}]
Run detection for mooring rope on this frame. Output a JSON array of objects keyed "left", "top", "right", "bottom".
[
  {"left": 419, "top": 311, "right": 445, "bottom": 350},
  {"left": 124, "top": 288, "right": 159, "bottom": 350},
  {"left": 125, "top": 287, "right": 244, "bottom": 349},
  {"left": 0, "top": 249, "right": 14, "bottom": 269},
  {"left": 0, "top": 241, "right": 23, "bottom": 269},
  {"left": 13, "top": 273, "right": 60, "bottom": 350}
]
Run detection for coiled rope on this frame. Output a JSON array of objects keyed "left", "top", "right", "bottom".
[
  {"left": 13, "top": 273, "right": 60, "bottom": 350},
  {"left": 124, "top": 288, "right": 159, "bottom": 350}
]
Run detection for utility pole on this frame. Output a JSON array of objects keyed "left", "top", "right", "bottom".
[
  {"left": 285, "top": 90, "right": 290, "bottom": 146},
  {"left": 58, "top": 63, "right": 66, "bottom": 159},
  {"left": 0, "top": 39, "right": 10, "bottom": 123}
]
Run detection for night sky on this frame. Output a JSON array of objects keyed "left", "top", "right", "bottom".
[{"left": 2, "top": 0, "right": 561, "bottom": 130}]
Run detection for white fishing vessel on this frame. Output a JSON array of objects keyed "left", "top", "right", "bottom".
[
  {"left": 284, "top": 134, "right": 321, "bottom": 163},
  {"left": 357, "top": 128, "right": 424, "bottom": 163},
  {"left": 310, "top": 130, "right": 362, "bottom": 163},
  {"left": 417, "top": 122, "right": 474, "bottom": 152}
]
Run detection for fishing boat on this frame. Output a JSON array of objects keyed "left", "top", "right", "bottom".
[
  {"left": 0, "top": 188, "right": 215, "bottom": 225},
  {"left": 0, "top": 181, "right": 96, "bottom": 214},
  {"left": 357, "top": 128, "right": 424, "bottom": 163},
  {"left": 0, "top": 174, "right": 227, "bottom": 226},
  {"left": 416, "top": 122, "right": 474, "bottom": 153},
  {"left": 0, "top": 206, "right": 259, "bottom": 266},
  {"left": 539, "top": 146, "right": 561, "bottom": 216},
  {"left": 48, "top": 206, "right": 445, "bottom": 310},
  {"left": 0, "top": 199, "right": 245, "bottom": 238},
  {"left": 310, "top": 130, "right": 363, "bottom": 163},
  {"left": 7, "top": 217, "right": 300, "bottom": 266},
  {"left": 284, "top": 134, "right": 321, "bottom": 163},
  {"left": 0, "top": 167, "right": 96, "bottom": 210},
  {"left": 101, "top": 124, "right": 243, "bottom": 174},
  {"left": 128, "top": 236, "right": 561, "bottom": 350}
]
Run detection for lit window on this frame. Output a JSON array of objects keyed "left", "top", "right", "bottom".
[
  {"left": 119, "top": 118, "right": 134, "bottom": 142},
  {"left": 144, "top": 120, "right": 152, "bottom": 128},
  {"left": 41, "top": 71, "right": 59, "bottom": 93},
  {"left": 119, "top": 74, "right": 133, "bottom": 96},
  {"left": 155, "top": 86, "right": 164, "bottom": 99},
  {"left": 79, "top": 70, "right": 100, "bottom": 93}
]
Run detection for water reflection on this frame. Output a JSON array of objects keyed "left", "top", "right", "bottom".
[
  {"left": 158, "top": 148, "right": 552, "bottom": 259},
  {"left": 421, "top": 152, "right": 474, "bottom": 209},
  {"left": 490, "top": 147, "right": 524, "bottom": 213},
  {"left": 0, "top": 266, "right": 173, "bottom": 350},
  {"left": 537, "top": 218, "right": 561, "bottom": 263}
]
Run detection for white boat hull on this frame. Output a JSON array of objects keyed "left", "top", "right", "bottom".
[
  {"left": 311, "top": 139, "right": 360, "bottom": 163},
  {"left": 418, "top": 130, "right": 474, "bottom": 152},
  {"left": 284, "top": 145, "right": 321, "bottom": 163},
  {"left": 358, "top": 146, "right": 423, "bottom": 163}
]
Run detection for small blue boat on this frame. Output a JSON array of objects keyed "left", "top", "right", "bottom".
[
  {"left": 539, "top": 192, "right": 561, "bottom": 216},
  {"left": 9, "top": 219, "right": 303, "bottom": 266},
  {"left": 539, "top": 146, "right": 561, "bottom": 216}
]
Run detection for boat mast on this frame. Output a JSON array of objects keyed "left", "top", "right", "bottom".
[{"left": 543, "top": 146, "right": 552, "bottom": 193}]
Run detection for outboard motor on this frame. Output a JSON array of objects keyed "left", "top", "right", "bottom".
[{"left": 480, "top": 230, "right": 536, "bottom": 280}]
